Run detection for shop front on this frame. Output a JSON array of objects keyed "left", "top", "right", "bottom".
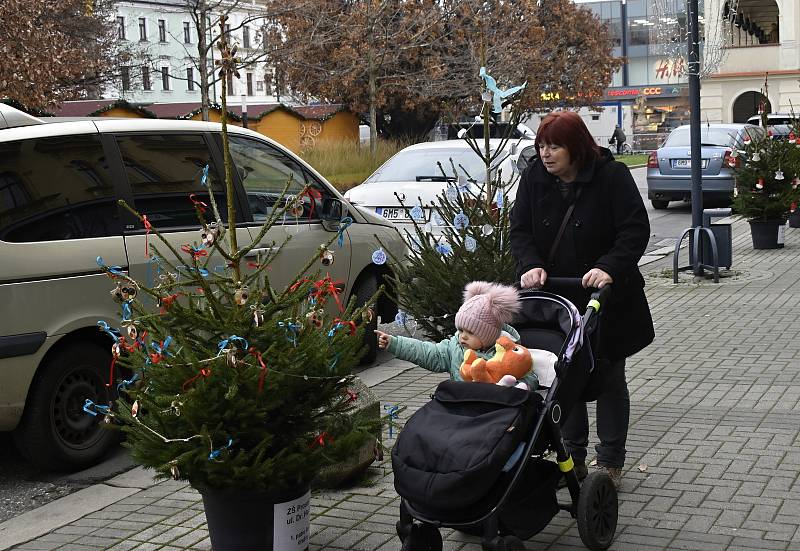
[{"left": 603, "top": 84, "right": 690, "bottom": 151}]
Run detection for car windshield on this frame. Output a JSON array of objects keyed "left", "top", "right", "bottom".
[
  {"left": 664, "top": 127, "right": 739, "bottom": 148},
  {"left": 366, "top": 148, "right": 492, "bottom": 183}
]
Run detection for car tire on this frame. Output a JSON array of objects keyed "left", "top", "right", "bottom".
[
  {"left": 651, "top": 199, "right": 669, "bottom": 210},
  {"left": 13, "top": 341, "right": 119, "bottom": 472},
  {"left": 352, "top": 275, "right": 379, "bottom": 365}
]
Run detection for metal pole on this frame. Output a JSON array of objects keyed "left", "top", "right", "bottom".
[
  {"left": 687, "top": 0, "right": 703, "bottom": 275},
  {"left": 620, "top": 0, "right": 629, "bottom": 87},
  {"left": 241, "top": 94, "right": 248, "bottom": 129}
]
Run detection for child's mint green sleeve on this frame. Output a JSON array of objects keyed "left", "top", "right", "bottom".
[
  {"left": 387, "top": 335, "right": 453, "bottom": 374},
  {"left": 520, "top": 370, "right": 539, "bottom": 390}
]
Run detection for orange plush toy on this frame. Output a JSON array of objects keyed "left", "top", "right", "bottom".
[{"left": 459, "top": 335, "right": 533, "bottom": 384}]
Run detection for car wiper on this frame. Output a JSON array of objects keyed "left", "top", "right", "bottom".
[{"left": 415, "top": 175, "right": 455, "bottom": 182}]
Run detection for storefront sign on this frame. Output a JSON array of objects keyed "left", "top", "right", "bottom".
[{"left": 605, "top": 85, "right": 686, "bottom": 100}]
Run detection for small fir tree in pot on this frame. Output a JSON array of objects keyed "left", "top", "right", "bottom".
[
  {"left": 89, "top": 18, "right": 381, "bottom": 551},
  {"left": 732, "top": 125, "right": 800, "bottom": 248}
]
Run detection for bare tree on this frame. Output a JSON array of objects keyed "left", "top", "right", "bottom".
[{"left": 0, "top": 0, "right": 132, "bottom": 110}]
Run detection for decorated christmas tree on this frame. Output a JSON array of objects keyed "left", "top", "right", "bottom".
[
  {"left": 383, "top": 66, "right": 528, "bottom": 341},
  {"left": 87, "top": 20, "right": 379, "bottom": 497}
]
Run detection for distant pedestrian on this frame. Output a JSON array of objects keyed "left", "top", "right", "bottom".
[
  {"left": 608, "top": 125, "right": 627, "bottom": 155},
  {"left": 509, "top": 110, "right": 654, "bottom": 490}
]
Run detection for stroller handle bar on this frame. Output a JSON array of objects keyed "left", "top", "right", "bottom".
[{"left": 520, "top": 276, "right": 612, "bottom": 314}]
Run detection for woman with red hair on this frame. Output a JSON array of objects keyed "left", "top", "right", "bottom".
[{"left": 509, "top": 111, "right": 654, "bottom": 490}]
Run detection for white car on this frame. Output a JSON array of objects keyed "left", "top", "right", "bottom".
[{"left": 344, "top": 139, "right": 535, "bottom": 235}]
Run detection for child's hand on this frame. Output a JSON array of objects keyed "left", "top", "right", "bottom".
[{"left": 375, "top": 330, "right": 392, "bottom": 350}]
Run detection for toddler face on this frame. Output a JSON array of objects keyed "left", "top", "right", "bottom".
[{"left": 458, "top": 329, "right": 487, "bottom": 350}]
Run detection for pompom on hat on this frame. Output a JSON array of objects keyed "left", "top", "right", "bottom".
[{"left": 454, "top": 281, "right": 522, "bottom": 347}]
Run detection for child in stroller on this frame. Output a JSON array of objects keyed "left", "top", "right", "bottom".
[
  {"left": 392, "top": 279, "right": 619, "bottom": 551},
  {"left": 375, "top": 281, "right": 538, "bottom": 390}
]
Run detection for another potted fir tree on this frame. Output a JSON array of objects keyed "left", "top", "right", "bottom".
[
  {"left": 88, "top": 21, "right": 381, "bottom": 551},
  {"left": 732, "top": 125, "right": 800, "bottom": 249}
]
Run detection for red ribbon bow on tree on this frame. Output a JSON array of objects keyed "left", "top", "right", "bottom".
[
  {"left": 142, "top": 215, "right": 153, "bottom": 257},
  {"left": 181, "top": 244, "right": 208, "bottom": 261},
  {"left": 189, "top": 194, "right": 208, "bottom": 214},
  {"left": 331, "top": 318, "right": 357, "bottom": 336},
  {"left": 249, "top": 347, "right": 269, "bottom": 393},
  {"left": 297, "top": 187, "right": 322, "bottom": 220},
  {"left": 158, "top": 293, "right": 182, "bottom": 314},
  {"left": 309, "top": 431, "right": 334, "bottom": 449},
  {"left": 182, "top": 368, "right": 212, "bottom": 390},
  {"left": 311, "top": 275, "right": 344, "bottom": 312}
]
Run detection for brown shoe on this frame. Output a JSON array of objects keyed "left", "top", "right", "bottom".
[{"left": 597, "top": 465, "right": 622, "bottom": 490}]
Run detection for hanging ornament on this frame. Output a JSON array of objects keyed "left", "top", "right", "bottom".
[
  {"left": 775, "top": 169, "right": 785, "bottom": 180},
  {"left": 410, "top": 205, "right": 425, "bottom": 221},
  {"left": 743, "top": 135, "right": 751, "bottom": 145},
  {"left": 320, "top": 248, "right": 335, "bottom": 266},
  {"left": 251, "top": 305, "right": 264, "bottom": 327},
  {"left": 435, "top": 242, "right": 453, "bottom": 256},
  {"left": 169, "top": 462, "right": 180, "bottom": 480},
  {"left": 371, "top": 248, "right": 387, "bottom": 265},
  {"left": 453, "top": 212, "right": 469, "bottom": 230},
  {"left": 495, "top": 190, "right": 505, "bottom": 208},
  {"left": 306, "top": 309, "right": 324, "bottom": 328},
  {"left": 234, "top": 283, "right": 249, "bottom": 306},
  {"left": 465, "top": 236, "right": 477, "bottom": 252},
  {"left": 226, "top": 348, "right": 238, "bottom": 368},
  {"left": 789, "top": 131, "right": 796, "bottom": 144},
  {"left": 755, "top": 178, "right": 765, "bottom": 190},
  {"left": 481, "top": 90, "right": 493, "bottom": 103},
  {"left": 482, "top": 224, "right": 494, "bottom": 236},
  {"left": 362, "top": 307, "right": 374, "bottom": 324},
  {"left": 394, "top": 310, "right": 409, "bottom": 325},
  {"left": 423, "top": 222, "right": 433, "bottom": 234},
  {"left": 751, "top": 152, "right": 761, "bottom": 162},
  {"left": 201, "top": 223, "right": 220, "bottom": 247},
  {"left": 124, "top": 323, "right": 138, "bottom": 341},
  {"left": 445, "top": 186, "right": 458, "bottom": 202},
  {"left": 131, "top": 400, "right": 140, "bottom": 418},
  {"left": 792, "top": 177, "right": 800, "bottom": 189},
  {"left": 432, "top": 211, "right": 445, "bottom": 226},
  {"left": 111, "top": 342, "right": 122, "bottom": 359},
  {"left": 729, "top": 149, "right": 739, "bottom": 158}
]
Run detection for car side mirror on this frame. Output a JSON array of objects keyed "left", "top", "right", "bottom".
[
  {"left": 321, "top": 197, "right": 343, "bottom": 221},
  {"left": 515, "top": 145, "right": 538, "bottom": 174}
]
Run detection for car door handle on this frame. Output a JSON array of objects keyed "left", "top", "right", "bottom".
[{"left": 244, "top": 247, "right": 274, "bottom": 259}]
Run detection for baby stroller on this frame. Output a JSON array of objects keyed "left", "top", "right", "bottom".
[{"left": 392, "top": 278, "right": 618, "bottom": 551}]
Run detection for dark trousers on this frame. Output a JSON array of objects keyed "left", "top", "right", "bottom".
[{"left": 562, "top": 358, "right": 629, "bottom": 468}]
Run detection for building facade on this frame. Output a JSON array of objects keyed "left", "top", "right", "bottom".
[
  {"left": 109, "top": 0, "right": 284, "bottom": 106},
  {"left": 702, "top": 0, "right": 800, "bottom": 123}
]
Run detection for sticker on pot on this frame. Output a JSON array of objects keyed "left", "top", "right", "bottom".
[{"left": 273, "top": 489, "right": 311, "bottom": 550}]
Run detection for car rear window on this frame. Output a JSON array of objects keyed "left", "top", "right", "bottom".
[
  {"left": 366, "top": 148, "right": 490, "bottom": 183},
  {"left": 664, "top": 128, "right": 739, "bottom": 148}
]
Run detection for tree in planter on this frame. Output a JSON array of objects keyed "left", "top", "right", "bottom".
[
  {"left": 382, "top": 67, "right": 525, "bottom": 341},
  {"left": 88, "top": 21, "right": 381, "bottom": 549},
  {"left": 732, "top": 127, "right": 800, "bottom": 247}
]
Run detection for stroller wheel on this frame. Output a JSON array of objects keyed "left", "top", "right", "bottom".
[
  {"left": 482, "top": 535, "right": 525, "bottom": 551},
  {"left": 576, "top": 471, "right": 618, "bottom": 550},
  {"left": 399, "top": 521, "right": 442, "bottom": 551}
]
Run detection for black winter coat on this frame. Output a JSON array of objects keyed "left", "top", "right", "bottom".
[{"left": 509, "top": 148, "right": 654, "bottom": 360}]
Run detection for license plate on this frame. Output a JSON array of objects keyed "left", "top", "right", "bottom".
[
  {"left": 376, "top": 207, "right": 427, "bottom": 221},
  {"left": 672, "top": 159, "right": 708, "bottom": 169}
]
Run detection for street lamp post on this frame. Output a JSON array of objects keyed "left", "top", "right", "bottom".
[{"left": 241, "top": 94, "right": 248, "bottom": 129}]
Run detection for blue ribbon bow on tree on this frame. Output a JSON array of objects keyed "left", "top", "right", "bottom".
[{"left": 479, "top": 67, "right": 527, "bottom": 114}]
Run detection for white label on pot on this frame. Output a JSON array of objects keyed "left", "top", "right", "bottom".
[
  {"left": 273, "top": 489, "right": 311, "bottom": 550},
  {"left": 778, "top": 224, "right": 786, "bottom": 245}
]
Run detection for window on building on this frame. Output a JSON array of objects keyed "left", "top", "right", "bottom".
[
  {"left": 116, "top": 16, "right": 126, "bottom": 39},
  {"left": 116, "top": 134, "right": 229, "bottom": 228},
  {"left": 226, "top": 73, "right": 234, "bottom": 95},
  {"left": 142, "top": 66, "right": 151, "bottom": 90},
  {"left": 264, "top": 74, "right": 272, "bottom": 96},
  {"left": 161, "top": 67, "right": 170, "bottom": 91},
  {"left": 139, "top": 17, "right": 147, "bottom": 41},
  {"left": 158, "top": 19, "right": 167, "bottom": 42},
  {"left": 187, "top": 68, "right": 195, "bottom": 91},
  {"left": 184, "top": 21, "right": 191, "bottom": 43},
  {"left": 121, "top": 66, "right": 130, "bottom": 91},
  {"left": 256, "top": 81, "right": 264, "bottom": 92},
  {"left": 0, "top": 135, "right": 118, "bottom": 242},
  {"left": 246, "top": 73, "right": 254, "bottom": 96},
  {"left": 243, "top": 26, "right": 250, "bottom": 48}
]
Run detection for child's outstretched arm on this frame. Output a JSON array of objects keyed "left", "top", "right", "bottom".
[{"left": 375, "top": 330, "right": 452, "bottom": 374}]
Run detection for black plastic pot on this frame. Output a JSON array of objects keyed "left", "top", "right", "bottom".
[
  {"left": 749, "top": 219, "right": 785, "bottom": 249},
  {"left": 196, "top": 482, "right": 311, "bottom": 551},
  {"left": 789, "top": 210, "right": 800, "bottom": 229}
]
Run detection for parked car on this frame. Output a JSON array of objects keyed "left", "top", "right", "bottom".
[
  {"left": 746, "top": 113, "right": 798, "bottom": 127},
  {"left": 343, "top": 139, "right": 533, "bottom": 236},
  {"left": 0, "top": 103, "right": 405, "bottom": 471},
  {"left": 766, "top": 124, "right": 796, "bottom": 140},
  {"left": 429, "top": 120, "right": 535, "bottom": 141},
  {"left": 646, "top": 123, "right": 765, "bottom": 209}
]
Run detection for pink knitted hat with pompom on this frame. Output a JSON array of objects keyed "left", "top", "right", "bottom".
[{"left": 454, "top": 281, "right": 522, "bottom": 347}]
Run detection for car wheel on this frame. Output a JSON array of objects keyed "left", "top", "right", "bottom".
[
  {"left": 651, "top": 199, "right": 669, "bottom": 210},
  {"left": 352, "top": 275, "right": 379, "bottom": 365},
  {"left": 13, "top": 341, "right": 119, "bottom": 472}
]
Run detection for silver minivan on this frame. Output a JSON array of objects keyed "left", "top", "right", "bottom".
[{"left": 0, "top": 104, "right": 405, "bottom": 471}]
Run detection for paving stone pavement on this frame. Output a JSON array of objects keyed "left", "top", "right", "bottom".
[{"left": 6, "top": 218, "right": 800, "bottom": 551}]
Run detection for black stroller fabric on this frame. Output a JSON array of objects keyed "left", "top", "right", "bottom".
[{"left": 392, "top": 380, "right": 543, "bottom": 516}]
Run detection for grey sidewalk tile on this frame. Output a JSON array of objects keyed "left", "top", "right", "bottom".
[
  {"left": 147, "top": 525, "right": 192, "bottom": 544},
  {"left": 167, "top": 527, "right": 208, "bottom": 547},
  {"left": 105, "top": 541, "right": 142, "bottom": 551}
]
